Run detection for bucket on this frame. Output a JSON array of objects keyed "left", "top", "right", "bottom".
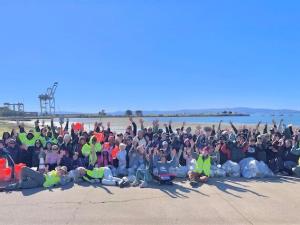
[
  {"left": 14, "top": 163, "right": 26, "bottom": 181},
  {"left": 0, "top": 158, "right": 6, "bottom": 169},
  {"left": 0, "top": 167, "right": 12, "bottom": 182}
]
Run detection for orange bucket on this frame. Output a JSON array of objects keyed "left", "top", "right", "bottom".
[
  {"left": 14, "top": 163, "right": 26, "bottom": 181},
  {"left": 0, "top": 158, "right": 6, "bottom": 169},
  {"left": 0, "top": 167, "right": 12, "bottom": 182}
]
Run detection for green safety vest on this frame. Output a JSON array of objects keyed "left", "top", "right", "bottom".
[
  {"left": 50, "top": 137, "right": 58, "bottom": 144},
  {"left": 194, "top": 155, "right": 211, "bottom": 177},
  {"left": 86, "top": 167, "right": 105, "bottom": 179},
  {"left": 34, "top": 132, "right": 47, "bottom": 147},
  {"left": 43, "top": 171, "right": 61, "bottom": 188},
  {"left": 18, "top": 133, "right": 36, "bottom": 147},
  {"left": 82, "top": 141, "right": 102, "bottom": 166}
]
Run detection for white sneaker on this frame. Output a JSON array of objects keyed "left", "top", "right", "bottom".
[
  {"left": 139, "top": 181, "right": 148, "bottom": 188},
  {"left": 132, "top": 180, "right": 140, "bottom": 187}
]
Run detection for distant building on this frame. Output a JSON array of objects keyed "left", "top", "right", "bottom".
[{"left": 0, "top": 103, "right": 38, "bottom": 117}]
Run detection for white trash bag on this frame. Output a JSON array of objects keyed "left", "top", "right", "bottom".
[
  {"left": 211, "top": 165, "right": 226, "bottom": 178},
  {"left": 257, "top": 161, "right": 274, "bottom": 177},
  {"left": 239, "top": 157, "right": 273, "bottom": 178},
  {"left": 222, "top": 160, "right": 240, "bottom": 177}
]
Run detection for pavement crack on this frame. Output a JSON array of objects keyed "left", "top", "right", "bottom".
[
  {"left": 65, "top": 192, "right": 89, "bottom": 225},
  {"left": 88, "top": 196, "right": 164, "bottom": 204},
  {"left": 213, "top": 189, "right": 254, "bottom": 225}
]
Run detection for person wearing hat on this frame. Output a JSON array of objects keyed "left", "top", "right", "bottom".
[
  {"left": 6, "top": 138, "right": 20, "bottom": 164},
  {"left": 0, "top": 166, "right": 68, "bottom": 191},
  {"left": 161, "top": 141, "right": 171, "bottom": 160},
  {"left": 18, "top": 125, "right": 37, "bottom": 147}
]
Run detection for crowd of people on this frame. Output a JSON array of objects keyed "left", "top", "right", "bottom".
[{"left": 0, "top": 117, "right": 300, "bottom": 191}]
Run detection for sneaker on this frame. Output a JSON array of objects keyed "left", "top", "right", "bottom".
[
  {"left": 166, "top": 180, "right": 173, "bottom": 185},
  {"left": 123, "top": 180, "right": 130, "bottom": 188},
  {"left": 139, "top": 181, "right": 148, "bottom": 188},
  {"left": 132, "top": 180, "right": 140, "bottom": 187},
  {"left": 89, "top": 179, "right": 96, "bottom": 184},
  {"left": 190, "top": 180, "right": 198, "bottom": 187},
  {"left": 4, "top": 183, "right": 20, "bottom": 191},
  {"left": 118, "top": 180, "right": 126, "bottom": 188}
]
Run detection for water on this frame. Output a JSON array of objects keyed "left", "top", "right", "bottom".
[
  {"left": 144, "top": 113, "right": 300, "bottom": 126},
  {"left": 44, "top": 113, "right": 300, "bottom": 127}
]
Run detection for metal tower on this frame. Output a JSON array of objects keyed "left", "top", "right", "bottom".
[
  {"left": 3, "top": 102, "right": 24, "bottom": 113},
  {"left": 38, "top": 82, "right": 58, "bottom": 115}
]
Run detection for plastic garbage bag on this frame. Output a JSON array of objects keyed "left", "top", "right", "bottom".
[
  {"left": 222, "top": 160, "right": 240, "bottom": 177},
  {"left": 292, "top": 166, "right": 300, "bottom": 177},
  {"left": 257, "top": 161, "right": 274, "bottom": 177},
  {"left": 239, "top": 157, "right": 274, "bottom": 178},
  {"left": 239, "top": 158, "right": 259, "bottom": 178},
  {"left": 128, "top": 175, "right": 136, "bottom": 183},
  {"left": 210, "top": 165, "right": 226, "bottom": 178}
]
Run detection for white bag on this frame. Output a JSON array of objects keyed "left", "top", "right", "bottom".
[
  {"left": 239, "top": 157, "right": 273, "bottom": 178},
  {"left": 211, "top": 165, "right": 226, "bottom": 178},
  {"left": 222, "top": 160, "right": 240, "bottom": 177}
]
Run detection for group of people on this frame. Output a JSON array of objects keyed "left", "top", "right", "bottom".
[{"left": 0, "top": 117, "right": 300, "bottom": 191}]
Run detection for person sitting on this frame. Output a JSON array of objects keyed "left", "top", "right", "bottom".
[
  {"left": 116, "top": 143, "right": 127, "bottom": 177},
  {"left": 153, "top": 151, "right": 176, "bottom": 185},
  {"left": 188, "top": 148, "right": 211, "bottom": 187}
]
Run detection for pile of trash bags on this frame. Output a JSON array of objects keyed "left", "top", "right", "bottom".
[
  {"left": 239, "top": 158, "right": 274, "bottom": 178},
  {"left": 210, "top": 165, "right": 226, "bottom": 178},
  {"left": 222, "top": 160, "right": 240, "bottom": 177},
  {"left": 210, "top": 158, "right": 274, "bottom": 178}
]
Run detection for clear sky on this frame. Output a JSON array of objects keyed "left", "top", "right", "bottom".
[{"left": 0, "top": 1, "right": 299, "bottom": 113}]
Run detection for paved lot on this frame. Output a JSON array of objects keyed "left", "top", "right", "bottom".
[{"left": 1, "top": 176, "right": 300, "bottom": 225}]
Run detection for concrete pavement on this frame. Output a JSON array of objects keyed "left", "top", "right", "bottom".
[{"left": 1, "top": 176, "right": 300, "bottom": 225}]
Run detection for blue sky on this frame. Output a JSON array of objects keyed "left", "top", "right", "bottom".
[{"left": 0, "top": 1, "right": 299, "bottom": 113}]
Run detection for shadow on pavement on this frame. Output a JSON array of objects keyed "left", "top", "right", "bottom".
[
  {"left": 77, "top": 181, "right": 113, "bottom": 195},
  {"left": 1, "top": 176, "right": 299, "bottom": 198},
  {"left": 148, "top": 181, "right": 209, "bottom": 199},
  {"left": 21, "top": 187, "right": 45, "bottom": 196},
  {"left": 206, "top": 176, "right": 300, "bottom": 198},
  {"left": 207, "top": 179, "right": 268, "bottom": 198}
]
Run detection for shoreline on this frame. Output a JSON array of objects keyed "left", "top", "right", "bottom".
[
  {"left": 0, "top": 117, "right": 292, "bottom": 136},
  {"left": 0, "top": 113, "right": 250, "bottom": 121}
]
